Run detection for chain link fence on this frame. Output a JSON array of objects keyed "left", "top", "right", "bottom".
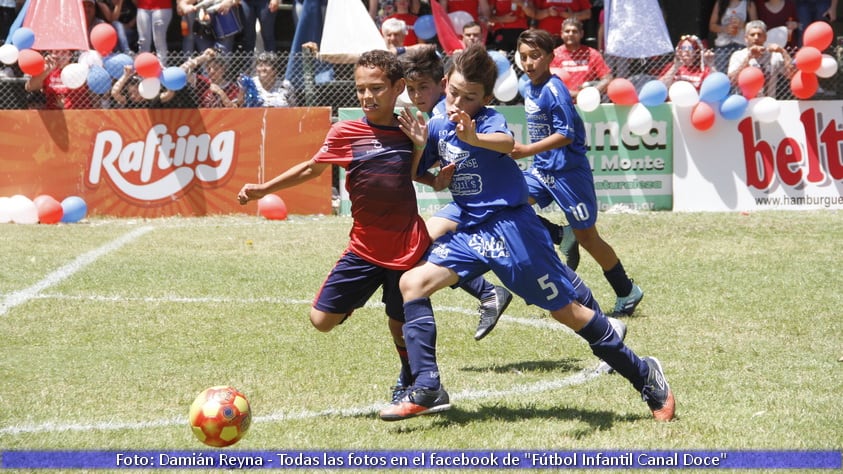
[{"left": 1, "top": 46, "right": 842, "bottom": 113}]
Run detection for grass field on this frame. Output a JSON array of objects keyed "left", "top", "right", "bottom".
[{"left": 0, "top": 210, "right": 841, "bottom": 469}]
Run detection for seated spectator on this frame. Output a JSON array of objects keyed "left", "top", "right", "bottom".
[
  {"left": 727, "top": 19, "right": 795, "bottom": 98},
  {"left": 659, "top": 34, "right": 716, "bottom": 91},
  {"left": 111, "top": 64, "right": 176, "bottom": 107},
  {"left": 461, "top": 21, "right": 485, "bottom": 48},
  {"left": 24, "top": 50, "right": 95, "bottom": 109},
  {"left": 238, "top": 51, "right": 296, "bottom": 106},
  {"left": 384, "top": 0, "right": 419, "bottom": 45},
  {"left": 182, "top": 48, "right": 240, "bottom": 107},
  {"left": 550, "top": 17, "right": 612, "bottom": 99},
  {"left": 488, "top": 0, "right": 529, "bottom": 52},
  {"left": 84, "top": 0, "right": 106, "bottom": 39},
  {"left": 381, "top": 17, "right": 411, "bottom": 51},
  {"left": 114, "top": 0, "right": 139, "bottom": 52},
  {"left": 755, "top": 0, "right": 799, "bottom": 48},
  {"left": 531, "top": 0, "right": 592, "bottom": 46}
]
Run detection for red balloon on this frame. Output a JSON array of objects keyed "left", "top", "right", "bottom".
[
  {"left": 802, "top": 21, "right": 833, "bottom": 51},
  {"left": 33, "top": 194, "right": 63, "bottom": 224},
  {"left": 691, "top": 101, "right": 715, "bottom": 131},
  {"left": 607, "top": 78, "right": 638, "bottom": 105},
  {"left": 134, "top": 52, "right": 161, "bottom": 79},
  {"left": 90, "top": 23, "right": 117, "bottom": 56},
  {"left": 791, "top": 71, "right": 818, "bottom": 99},
  {"left": 258, "top": 194, "right": 288, "bottom": 220},
  {"left": 737, "top": 66, "right": 764, "bottom": 99},
  {"left": 795, "top": 46, "right": 822, "bottom": 73},
  {"left": 17, "top": 48, "right": 45, "bottom": 76}
]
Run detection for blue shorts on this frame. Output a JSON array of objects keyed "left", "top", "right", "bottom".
[
  {"left": 523, "top": 166, "right": 598, "bottom": 229},
  {"left": 425, "top": 204, "right": 578, "bottom": 311},
  {"left": 313, "top": 250, "right": 406, "bottom": 322}
]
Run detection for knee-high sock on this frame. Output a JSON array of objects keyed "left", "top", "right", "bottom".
[
  {"left": 459, "top": 276, "right": 494, "bottom": 300},
  {"left": 604, "top": 260, "right": 633, "bottom": 297},
  {"left": 577, "top": 310, "right": 649, "bottom": 391},
  {"left": 403, "top": 297, "right": 441, "bottom": 390},
  {"left": 395, "top": 344, "right": 412, "bottom": 386}
]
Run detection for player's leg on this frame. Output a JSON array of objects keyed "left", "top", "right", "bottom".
[{"left": 429, "top": 205, "right": 511, "bottom": 341}]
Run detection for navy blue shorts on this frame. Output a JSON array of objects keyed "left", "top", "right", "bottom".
[
  {"left": 524, "top": 166, "right": 599, "bottom": 229},
  {"left": 313, "top": 250, "right": 406, "bottom": 322}
]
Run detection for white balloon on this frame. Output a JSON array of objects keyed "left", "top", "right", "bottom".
[
  {"left": 61, "top": 63, "right": 89, "bottom": 89},
  {"left": 78, "top": 50, "right": 103, "bottom": 68},
  {"left": 765, "top": 26, "right": 788, "bottom": 48},
  {"left": 577, "top": 86, "right": 601, "bottom": 112},
  {"left": 0, "top": 196, "right": 11, "bottom": 223},
  {"left": 448, "top": 10, "right": 474, "bottom": 33},
  {"left": 9, "top": 194, "right": 38, "bottom": 224},
  {"left": 0, "top": 43, "right": 19, "bottom": 65},
  {"left": 751, "top": 97, "right": 781, "bottom": 123},
  {"left": 817, "top": 54, "right": 838, "bottom": 78},
  {"left": 668, "top": 80, "right": 699, "bottom": 108},
  {"left": 627, "top": 103, "right": 654, "bottom": 136},
  {"left": 396, "top": 88, "right": 413, "bottom": 108},
  {"left": 493, "top": 68, "right": 518, "bottom": 102},
  {"left": 138, "top": 77, "right": 161, "bottom": 100},
  {"left": 514, "top": 50, "right": 523, "bottom": 71}
]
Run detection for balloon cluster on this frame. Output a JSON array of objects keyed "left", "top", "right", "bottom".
[
  {"left": 0, "top": 26, "right": 188, "bottom": 98},
  {"left": 488, "top": 50, "right": 518, "bottom": 102},
  {"left": 577, "top": 77, "right": 658, "bottom": 136},
  {"left": 0, "top": 194, "right": 87, "bottom": 224}
]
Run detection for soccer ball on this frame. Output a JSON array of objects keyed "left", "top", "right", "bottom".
[{"left": 188, "top": 386, "right": 251, "bottom": 447}]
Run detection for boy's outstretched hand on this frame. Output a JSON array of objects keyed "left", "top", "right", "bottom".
[{"left": 237, "top": 184, "right": 266, "bottom": 205}]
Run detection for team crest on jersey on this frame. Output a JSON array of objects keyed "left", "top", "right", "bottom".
[
  {"left": 468, "top": 234, "right": 509, "bottom": 258},
  {"left": 431, "top": 241, "right": 450, "bottom": 259},
  {"left": 524, "top": 97, "right": 540, "bottom": 114},
  {"left": 437, "top": 139, "right": 470, "bottom": 167}
]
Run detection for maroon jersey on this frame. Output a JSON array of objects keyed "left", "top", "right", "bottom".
[{"left": 313, "top": 118, "right": 430, "bottom": 270}]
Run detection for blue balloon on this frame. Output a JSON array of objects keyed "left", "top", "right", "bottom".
[
  {"left": 638, "top": 80, "right": 668, "bottom": 107},
  {"left": 487, "top": 51, "right": 511, "bottom": 78},
  {"left": 699, "top": 71, "right": 731, "bottom": 104},
  {"left": 86, "top": 66, "right": 112, "bottom": 94},
  {"left": 60, "top": 196, "right": 87, "bottom": 223},
  {"left": 11, "top": 27, "right": 35, "bottom": 50},
  {"left": 103, "top": 53, "right": 134, "bottom": 79},
  {"left": 415, "top": 15, "right": 436, "bottom": 41},
  {"left": 160, "top": 66, "right": 187, "bottom": 91},
  {"left": 719, "top": 94, "right": 749, "bottom": 120}
]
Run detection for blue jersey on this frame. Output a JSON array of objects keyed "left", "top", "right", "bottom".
[
  {"left": 524, "top": 74, "right": 589, "bottom": 172},
  {"left": 420, "top": 107, "right": 527, "bottom": 226}
]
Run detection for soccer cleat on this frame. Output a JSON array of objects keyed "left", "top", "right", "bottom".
[
  {"left": 390, "top": 384, "right": 409, "bottom": 404},
  {"left": 380, "top": 386, "right": 451, "bottom": 421},
  {"left": 595, "top": 317, "right": 628, "bottom": 374},
  {"left": 560, "top": 224, "right": 580, "bottom": 271},
  {"left": 641, "top": 356, "right": 676, "bottom": 422},
  {"left": 613, "top": 283, "right": 643, "bottom": 316},
  {"left": 475, "top": 286, "right": 513, "bottom": 341}
]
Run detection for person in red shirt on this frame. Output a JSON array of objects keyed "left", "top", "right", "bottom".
[
  {"left": 24, "top": 50, "right": 95, "bottom": 109},
  {"left": 550, "top": 17, "right": 611, "bottom": 99},
  {"left": 659, "top": 34, "right": 716, "bottom": 91},
  {"left": 238, "top": 50, "right": 432, "bottom": 404},
  {"left": 488, "top": 0, "right": 529, "bottom": 51},
  {"left": 385, "top": 0, "right": 419, "bottom": 45},
  {"left": 530, "top": 0, "right": 591, "bottom": 45},
  {"left": 440, "top": 0, "right": 491, "bottom": 23}
]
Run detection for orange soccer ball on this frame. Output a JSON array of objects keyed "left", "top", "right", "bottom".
[{"left": 188, "top": 386, "right": 251, "bottom": 447}]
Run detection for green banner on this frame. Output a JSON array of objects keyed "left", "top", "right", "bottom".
[{"left": 337, "top": 104, "right": 673, "bottom": 215}]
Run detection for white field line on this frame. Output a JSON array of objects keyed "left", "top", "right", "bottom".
[
  {"left": 0, "top": 368, "right": 604, "bottom": 436},
  {"left": 0, "top": 226, "right": 155, "bottom": 317}
]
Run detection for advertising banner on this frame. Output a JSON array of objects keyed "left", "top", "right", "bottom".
[
  {"left": 0, "top": 108, "right": 333, "bottom": 217},
  {"left": 674, "top": 100, "right": 843, "bottom": 211}
]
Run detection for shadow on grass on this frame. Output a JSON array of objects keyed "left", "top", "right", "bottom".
[
  {"left": 458, "top": 358, "right": 583, "bottom": 374},
  {"left": 388, "top": 405, "right": 646, "bottom": 436}
]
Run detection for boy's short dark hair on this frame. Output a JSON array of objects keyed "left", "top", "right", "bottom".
[
  {"left": 448, "top": 44, "right": 497, "bottom": 96},
  {"left": 356, "top": 49, "right": 404, "bottom": 85},
  {"left": 399, "top": 44, "right": 443, "bottom": 83},
  {"left": 517, "top": 28, "right": 556, "bottom": 55}
]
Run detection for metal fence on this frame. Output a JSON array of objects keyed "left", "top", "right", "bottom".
[{"left": 1, "top": 46, "right": 842, "bottom": 113}]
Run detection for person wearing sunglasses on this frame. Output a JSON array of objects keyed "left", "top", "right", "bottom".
[{"left": 659, "top": 34, "right": 716, "bottom": 91}]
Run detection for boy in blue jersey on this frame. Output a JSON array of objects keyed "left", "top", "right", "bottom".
[
  {"left": 379, "top": 44, "right": 675, "bottom": 423},
  {"left": 401, "top": 44, "right": 513, "bottom": 343},
  {"left": 511, "top": 29, "right": 645, "bottom": 317},
  {"left": 237, "top": 50, "right": 430, "bottom": 404}
]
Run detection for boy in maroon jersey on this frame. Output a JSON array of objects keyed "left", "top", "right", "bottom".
[{"left": 238, "top": 50, "right": 431, "bottom": 402}]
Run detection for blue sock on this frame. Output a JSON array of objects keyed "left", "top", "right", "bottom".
[
  {"left": 577, "top": 310, "right": 648, "bottom": 391},
  {"left": 604, "top": 260, "right": 633, "bottom": 297},
  {"left": 460, "top": 276, "right": 495, "bottom": 300},
  {"left": 403, "top": 297, "right": 441, "bottom": 390}
]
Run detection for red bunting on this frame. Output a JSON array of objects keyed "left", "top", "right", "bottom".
[{"left": 430, "top": 0, "right": 464, "bottom": 54}]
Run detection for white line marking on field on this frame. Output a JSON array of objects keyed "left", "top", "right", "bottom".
[
  {"left": 0, "top": 226, "right": 154, "bottom": 316},
  {"left": 0, "top": 368, "right": 604, "bottom": 436}
]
